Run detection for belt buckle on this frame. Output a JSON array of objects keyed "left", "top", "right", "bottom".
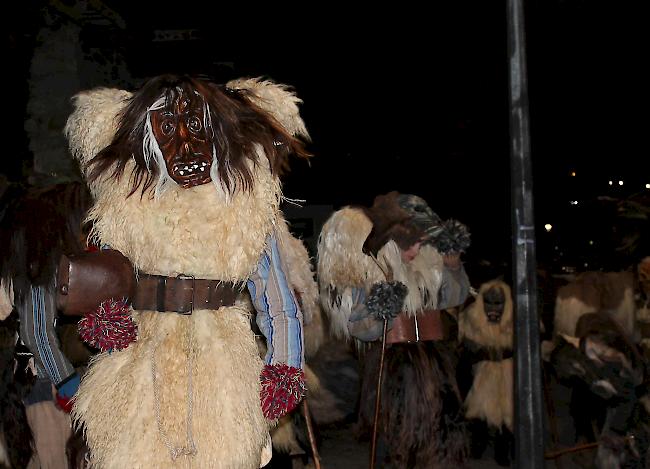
[{"left": 177, "top": 274, "right": 195, "bottom": 315}]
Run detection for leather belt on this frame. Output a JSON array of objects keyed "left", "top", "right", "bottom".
[
  {"left": 385, "top": 309, "right": 445, "bottom": 344},
  {"left": 132, "top": 273, "right": 237, "bottom": 314}
]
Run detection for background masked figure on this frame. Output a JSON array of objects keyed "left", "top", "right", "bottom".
[
  {"left": 63, "top": 74, "right": 311, "bottom": 468},
  {"left": 457, "top": 279, "right": 514, "bottom": 466},
  {"left": 317, "top": 191, "right": 471, "bottom": 468}
]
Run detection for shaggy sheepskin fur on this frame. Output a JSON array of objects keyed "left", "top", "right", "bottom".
[
  {"left": 317, "top": 206, "right": 443, "bottom": 340},
  {"left": 226, "top": 78, "right": 311, "bottom": 142},
  {"left": 75, "top": 308, "right": 268, "bottom": 468},
  {"left": 64, "top": 80, "right": 306, "bottom": 468},
  {"left": 464, "top": 359, "right": 513, "bottom": 431}
]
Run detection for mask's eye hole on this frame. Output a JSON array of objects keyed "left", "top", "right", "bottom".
[
  {"left": 160, "top": 119, "right": 175, "bottom": 136},
  {"left": 187, "top": 116, "right": 202, "bottom": 133}
]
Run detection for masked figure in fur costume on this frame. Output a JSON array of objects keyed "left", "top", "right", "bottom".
[
  {"left": 457, "top": 279, "right": 514, "bottom": 466},
  {"left": 63, "top": 74, "right": 311, "bottom": 468},
  {"left": 317, "top": 191, "right": 471, "bottom": 468}
]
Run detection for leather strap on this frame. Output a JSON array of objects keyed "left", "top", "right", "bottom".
[
  {"left": 385, "top": 309, "right": 446, "bottom": 344},
  {"left": 132, "top": 273, "right": 237, "bottom": 314}
]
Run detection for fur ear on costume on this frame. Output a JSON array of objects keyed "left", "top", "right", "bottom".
[
  {"left": 226, "top": 77, "right": 310, "bottom": 140},
  {"left": 64, "top": 88, "right": 132, "bottom": 171}
]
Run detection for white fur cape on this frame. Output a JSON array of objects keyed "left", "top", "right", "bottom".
[
  {"left": 64, "top": 79, "right": 306, "bottom": 468},
  {"left": 316, "top": 206, "right": 443, "bottom": 341}
]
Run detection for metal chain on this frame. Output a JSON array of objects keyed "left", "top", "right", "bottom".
[{"left": 151, "top": 319, "right": 197, "bottom": 461}]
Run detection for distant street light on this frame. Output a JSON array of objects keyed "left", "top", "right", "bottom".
[
  {"left": 646, "top": 183, "right": 650, "bottom": 189},
  {"left": 609, "top": 180, "right": 613, "bottom": 185},
  {"left": 544, "top": 224, "right": 552, "bottom": 232},
  {"left": 618, "top": 180, "right": 624, "bottom": 186}
]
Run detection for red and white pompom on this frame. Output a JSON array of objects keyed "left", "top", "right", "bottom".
[
  {"left": 78, "top": 298, "right": 138, "bottom": 352},
  {"left": 260, "top": 363, "right": 306, "bottom": 420}
]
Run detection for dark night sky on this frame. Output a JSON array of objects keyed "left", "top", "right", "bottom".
[
  {"left": 7, "top": 1, "right": 647, "bottom": 273},
  {"left": 111, "top": 2, "right": 515, "bottom": 262}
]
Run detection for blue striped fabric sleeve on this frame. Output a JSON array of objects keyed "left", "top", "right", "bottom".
[
  {"left": 247, "top": 234, "right": 304, "bottom": 369},
  {"left": 19, "top": 285, "right": 76, "bottom": 385}
]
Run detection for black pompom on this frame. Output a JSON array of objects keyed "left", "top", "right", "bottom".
[
  {"left": 366, "top": 281, "right": 408, "bottom": 321},
  {"left": 434, "top": 219, "right": 471, "bottom": 254}
]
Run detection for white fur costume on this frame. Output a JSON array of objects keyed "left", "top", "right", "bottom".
[{"left": 64, "top": 79, "right": 308, "bottom": 469}]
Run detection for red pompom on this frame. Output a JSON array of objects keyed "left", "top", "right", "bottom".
[
  {"left": 55, "top": 393, "right": 74, "bottom": 413},
  {"left": 78, "top": 299, "right": 137, "bottom": 352},
  {"left": 260, "top": 363, "right": 306, "bottom": 420}
]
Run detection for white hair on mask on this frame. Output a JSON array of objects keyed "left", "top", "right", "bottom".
[{"left": 143, "top": 94, "right": 175, "bottom": 198}]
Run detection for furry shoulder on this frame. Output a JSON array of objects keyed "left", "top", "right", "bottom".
[
  {"left": 226, "top": 77, "right": 310, "bottom": 140},
  {"left": 64, "top": 87, "right": 132, "bottom": 170},
  {"left": 317, "top": 206, "right": 381, "bottom": 289}
]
